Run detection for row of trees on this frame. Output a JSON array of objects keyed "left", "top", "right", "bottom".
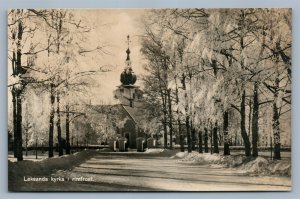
[
  {"left": 140, "top": 9, "right": 291, "bottom": 159},
  {"left": 8, "top": 9, "right": 108, "bottom": 161}
]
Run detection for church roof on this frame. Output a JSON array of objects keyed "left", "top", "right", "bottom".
[
  {"left": 86, "top": 104, "right": 144, "bottom": 128},
  {"left": 121, "top": 105, "right": 144, "bottom": 127}
]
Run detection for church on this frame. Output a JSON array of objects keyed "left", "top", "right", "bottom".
[
  {"left": 112, "top": 35, "right": 145, "bottom": 148},
  {"left": 85, "top": 35, "right": 146, "bottom": 149}
]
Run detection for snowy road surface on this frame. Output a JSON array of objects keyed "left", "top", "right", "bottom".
[{"left": 14, "top": 152, "right": 292, "bottom": 191}]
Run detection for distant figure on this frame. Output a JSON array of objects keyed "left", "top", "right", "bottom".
[{"left": 120, "top": 67, "right": 137, "bottom": 85}]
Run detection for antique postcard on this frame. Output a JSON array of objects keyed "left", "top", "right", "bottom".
[{"left": 8, "top": 8, "right": 291, "bottom": 191}]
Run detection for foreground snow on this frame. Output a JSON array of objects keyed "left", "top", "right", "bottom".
[
  {"left": 172, "top": 151, "right": 291, "bottom": 176},
  {"left": 8, "top": 149, "right": 291, "bottom": 191},
  {"left": 8, "top": 149, "right": 97, "bottom": 188}
]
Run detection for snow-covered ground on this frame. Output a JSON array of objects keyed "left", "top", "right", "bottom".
[
  {"left": 8, "top": 149, "right": 291, "bottom": 191},
  {"left": 8, "top": 149, "right": 98, "bottom": 190},
  {"left": 8, "top": 149, "right": 88, "bottom": 162},
  {"left": 172, "top": 151, "right": 291, "bottom": 176}
]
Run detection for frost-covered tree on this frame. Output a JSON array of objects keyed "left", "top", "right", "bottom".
[
  {"left": 8, "top": 9, "right": 111, "bottom": 160},
  {"left": 257, "top": 9, "right": 292, "bottom": 159},
  {"left": 8, "top": 9, "right": 49, "bottom": 161},
  {"left": 140, "top": 8, "right": 291, "bottom": 158}
]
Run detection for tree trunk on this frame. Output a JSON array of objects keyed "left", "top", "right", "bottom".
[
  {"left": 179, "top": 120, "right": 184, "bottom": 152},
  {"left": 163, "top": 114, "right": 168, "bottom": 149},
  {"left": 161, "top": 58, "right": 169, "bottom": 149},
  {"left": 48, "top": 84, "right": 55, "bottom": 158},
  {"left": 218, "top": 126, "right": 223, "bottom": 146},
  {"left": 159, "top": 84, "right": 168, "bottom": 149},
  {"left": 248, "top": 100, "right": 252, "bottom": 138},
  {"left": 273, "top": 77, "right": 281, "bottom": 160},
  {"left": 234, "top": 130, "right": 237, "bottom": 146},
  {"left": 198, "top": 131, "right": 203, "bottom": 153},
  {"left": 252, "top": 82, "right": 259, "bottom": 157},
  {"left": 65, "top": 105, "right": 71, "bottom": 154},
  {"left": 182, "top": 73, "right": 192, "bottom": 152},
  {"left": 35, "top": 137, "right": 38, "bottom": 159},
  {"left": 175, "top": 76, "right": 184, "bottom": 152},
  {"left": 204, "top": 127, "right": 208, "bottom": 153},
  {"left": 56, "top": 92, "right": 63, "bottom": 156},
  {"left": 25, "top": 131, "right": 28, "bottom": 156},
  {"left": 210, "top": 122, "right": 213, "bottom": 154},
  {"left": 273, "top": 102, "right": 281, "bottom": 160},
  {"left": 12, "top": 19, "right": 25, "bottom": 161},
  {"left": 186, "top": 116, "right": 192, "bottom": 153},
  {"left": 223, "top": 111, "right": 230, "bottom": 155},
  {"left": 240, "top": 90, "right": 251, "bottom": 156},
  {"left": 191, "top": 122, "right": 196, "bottom": 151},
  {"left": 238, "top": 23, "right": 251, "bottom": 156},
  {"left": 12, "top": 88, "right": 17, "bottom": 158},
  {"left": 16, "top": 92, "right": 23, "bottom": 161},
  {"left": 167, "top": 89, "right": 173, "bottom": 149},
  {"left": 213, "top": 122, "right": 219, "bottom": 154}
]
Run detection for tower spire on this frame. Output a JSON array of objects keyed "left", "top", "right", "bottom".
[
  {"left": 120, "top": 35, "right": 137, "bottom": 86},
  {"left": 126, "top": 35, "right": 131, "bottom": 61}
]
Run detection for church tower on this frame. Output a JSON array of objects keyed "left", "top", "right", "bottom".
[
  {"left": 111, "top": 35, "right": 145, "bottom": 149},
  {"left": 114, "top": 35, "right": 142, "bottom": 108}
]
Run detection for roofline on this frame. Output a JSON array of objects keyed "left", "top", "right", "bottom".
[{"left": 121, "top": 105, "right": 138, "bottom": 125}]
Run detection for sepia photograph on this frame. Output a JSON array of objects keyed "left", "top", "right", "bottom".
[{"left": 7, "top": 8, "right": 291, "bottom": 191}]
